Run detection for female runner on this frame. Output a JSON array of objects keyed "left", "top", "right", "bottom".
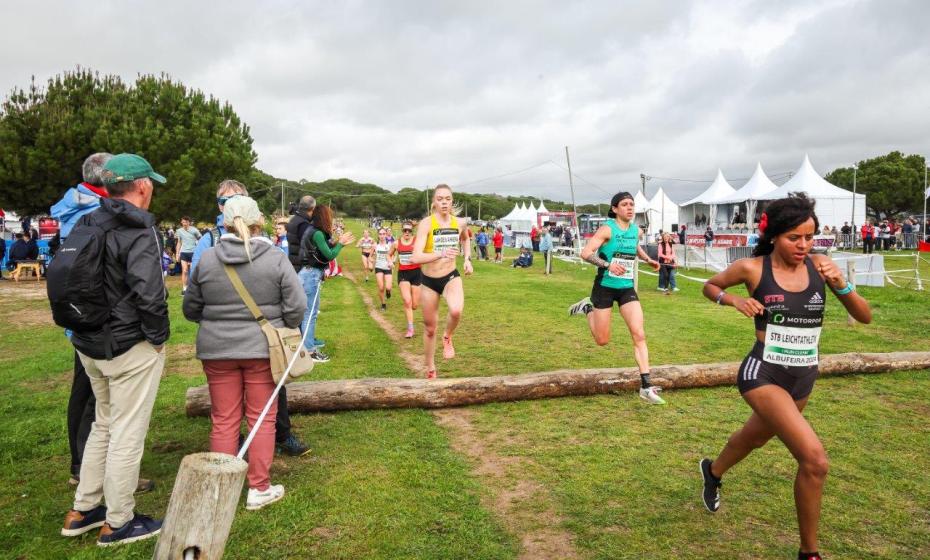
[
  {"left": 699, "top": 194, "right": 871, "bottom": 560},
  {"left": 567, "top": 191, "right": 665, "bottom": 404},
  {"left": 396, "top": 221, "right": 422, "bottom": 338},
  {"left": 356, "top": 229, "right": 375, "bottom": 281},
  {"left": 412, "top": 184, "right": 473, "bottom": 379},
  {"left": 373, "top": 228, "right": 395, "bottom": 310}
]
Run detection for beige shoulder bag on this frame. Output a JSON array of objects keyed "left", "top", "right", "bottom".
[{"left": 223, "top": 264, "right": 314, "bottom": 383}]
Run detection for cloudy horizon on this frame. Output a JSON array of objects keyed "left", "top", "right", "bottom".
[{"left": 2, "top": 0, "right": 928, "bottom": 204}]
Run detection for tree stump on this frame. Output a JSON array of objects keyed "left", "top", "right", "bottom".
[{"left": 153, "top": 452, "right": 248, "bottom": 560}]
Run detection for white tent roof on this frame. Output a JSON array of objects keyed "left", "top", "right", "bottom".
[
  {"left": 758, "top": 155, "right": 861, "bottom": 200},
  {"left": 633, "top": 190, "right": 650, "bottom": 214},
  {"left": 537, "top": 200, "right": 549, "bottom": 214},
  {"left": 682, "top": 169, "right": 736, "bottom": 206},
  {"left": 645, "top": 187, "right": 680, "bottom": 234},
  {"left": 501, "top": 203, "right": 520, "bottom": 220},
  {"left": 716, "top": 162, "right": 778, "bottom": 204}
]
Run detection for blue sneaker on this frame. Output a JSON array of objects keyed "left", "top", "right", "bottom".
[
  {"left": 61, "top": 505, "right": 107, "bottom": 537},
  {"left": 97, "top": 513, "right": 162, "bottom": 547},
  {"left": 313, "top": 338, "right": 326, "bottom": 348}
]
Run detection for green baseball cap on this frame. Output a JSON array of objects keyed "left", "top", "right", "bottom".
[{"left": 102, "top": 153, "right": 167, "bottom": 185}]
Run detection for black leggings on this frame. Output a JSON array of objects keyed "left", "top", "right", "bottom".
[{"left": 67, "top": 352, "right": 95, "bottom": 475}]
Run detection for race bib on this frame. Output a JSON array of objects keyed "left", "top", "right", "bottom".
[
  {"left": 432, "top": 228, "right": 459, "bottom": 253},
  {"left": 762, "top": 312, "right": 822, "bottom": 366},
  {"left": 399, "top": 251, "right": 412, "bottom": 265},
  {"left": 607, "top": 252, "right": 636, "bottom": 280},
  {"left": 375, "top": 248, "right": 390, "bottom": 269}
]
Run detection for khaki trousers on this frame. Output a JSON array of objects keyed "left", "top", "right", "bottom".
[{"left": 73, "top": 341, "right": 164, "bottom": 527}]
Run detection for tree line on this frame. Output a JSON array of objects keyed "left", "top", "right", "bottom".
[{"left": 0, "top": 69, "right": 924, "bottom": 223}]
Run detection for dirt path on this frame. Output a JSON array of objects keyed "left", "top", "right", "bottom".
[{"left": 344, "top": 269, "right": 582, "bottom": 560}]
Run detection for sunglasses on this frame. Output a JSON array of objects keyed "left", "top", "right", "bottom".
[{"left": 217, "top": 193, "right": 242, "bottom": 206}]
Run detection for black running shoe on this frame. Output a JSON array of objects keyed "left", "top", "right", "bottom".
[
  {"left": 310, "top": 350, "right": 330, "bottom": 363},
  {"left": 386, "top": 289, "right": 391, "bottom": 299},
  {"left": 276, "top": 434, "right": 311, "bottom": 457},
  {"left": 700, "top": 458, "right": 721, "bottom": 512}
]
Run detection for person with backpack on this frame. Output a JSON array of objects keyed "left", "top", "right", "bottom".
[
  {"left": 191, "top": 181, "right": 312, "bottom": 458},
  {"left": 54, "top": 153, "right": 169, "bottom": 546},
  {"left": 50, "top": 153, "right": 159, "bottom": 495}
]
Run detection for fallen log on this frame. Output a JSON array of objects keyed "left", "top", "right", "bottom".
[{"left": 185, "top": 351, "right": 930, "bottom": 417}]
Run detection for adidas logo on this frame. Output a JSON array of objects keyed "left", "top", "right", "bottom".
[{"left": 809, "top": 292, "right": 823, "bottom": 304}]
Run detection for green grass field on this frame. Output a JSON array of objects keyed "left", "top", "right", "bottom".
[{"left": 0, "top": 221, "right": 927, "bottom": 559}]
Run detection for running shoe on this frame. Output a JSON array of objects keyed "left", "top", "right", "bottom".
[
  {"left": 310, "top": 350, "right": 330, "bottom": 363},
  {"left": 798, "top": 551, "right": 823, "bottom": 560},
  {"left": 699, "top": 458, "right": 721, "bottom": 513},
  {"left": 404, "top": 326, "right": 415, "bottom": 338},
  {"left": 276, "top": 434, "right": 311, "bottom": 457},
  {"left": 568, "top": 297, "right": 593, "bottom": 316},
  {"left": 61, "top": 505, "right": 107, "bottom": 537},
  {"left": 639, "top": 386, "right": 666, "bottom": 405},
  {"left": 426, "top": 369, "right": 437, "bottom": 379},
  {"left": 381, "top": 303, "right": 387, "bottom": 311},
  {"left": 246, "top": 485, "right": 285, "bottom": 511},
  {"left": 386, "top": 289, "right": 391, "bottom": 299},
  {"left": 442, "top": 335, "right": 455, "bottom": 359},
  {"left": 96, "top": 513, "right": 162, "bottom": 547}
]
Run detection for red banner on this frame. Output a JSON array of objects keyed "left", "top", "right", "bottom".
[
  {"left": 686, "top": 234, "right": 748, "bottom": 247},
  {"left": 919, "top": 241, "right": 930, "bottom": 253}
]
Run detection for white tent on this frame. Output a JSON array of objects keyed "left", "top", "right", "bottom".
[
  {"left": 537, "top": 200, "right": 550, "bottom": 215},
  {"left": 681, "top": 169, "right": 736, "bottom": 227},
  {"left": 757, "top": 155, "right": 866, "bottom": 228},
  {"left": 500, "top": 202, "right": 534, "bottom": 233},
  {"left": 715, "top": 162, "right": 779, "bottom": 227},
  {"left": 645, "top": 187, "right": 680, "bottom": 235}
]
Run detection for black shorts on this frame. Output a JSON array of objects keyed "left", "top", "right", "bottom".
[
  {"left": 398, "top": 268, "right": 422, "bottom": 286},
  {"left": 180, "top": 252, "right": 193, "bottom": 263},
  {"left": 362, "top": 252, "right": 371, "bottom": 258},
  {"left": 375, "top": 267, "right": 392, "bottom": 275},
  {"left": 590, "top": 282, "right": 639, "bottom": 309},
  {"left": 494, "top": 246, "right": 502, "bottom": 255},
  {"left": 737, "top": 341, "right": 819, "bottom": 400},
  {"left": 422, "top": 269, "right": 461, "bottom": 295}
]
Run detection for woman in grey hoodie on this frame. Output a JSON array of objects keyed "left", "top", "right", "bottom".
[{"left": 183, "top": 195, "right": 306, "bottom": 511}]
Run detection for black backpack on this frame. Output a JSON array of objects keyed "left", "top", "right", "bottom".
[{"left": 46, "top": 221, "right": 115, "bottom": 332}]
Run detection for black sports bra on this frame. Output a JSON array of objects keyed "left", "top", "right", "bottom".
[{"left": 751, "top": 255, "right": 825, "bottom": 331}]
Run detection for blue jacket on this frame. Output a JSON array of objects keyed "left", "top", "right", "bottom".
[
  {"left": 539, "top": 233, "right": 553, "bottom": 252},
  {"left": 191, "top": 214, "right": 225, "bottom": 274},
  {"left": 50, "top": 183, "right": 105, "bottom": 240},
  {"left": 476, "top": 232, "right": 489, "bottom": 246}
]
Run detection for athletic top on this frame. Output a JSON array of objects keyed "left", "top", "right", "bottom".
[
  {"left": 374, "top": 242, "right": 392, "bottom": 270},
  {"left": 176, "top": 226, "right": 201, "bottom": 252},
  {"left": 424, "top": 214, "right": 460, "bottom": 254},
  {"left": 751, "top": 255, "right": 826, "bottom": 367},
  {"left": 359, "top": 238, "right": 374, "bottom": 253},
  {"left": 397, "top": 238, "right": 420, "bottom": 271},
  {"left": 596, "top": 220, "right": 639, "bottom": 289}
]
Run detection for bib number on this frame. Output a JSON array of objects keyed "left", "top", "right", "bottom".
[
  {"left": 762, "top": 312, "right": 822, "bottom": 366},
  {"left": 399, "top": 251, "right": 412, "bottom": 265},
  {"left": 433, "top": 229, "right": 459, "bottom": 253},
  {"left": 607, "top": 252, "right": 636, "bottom": 280}
]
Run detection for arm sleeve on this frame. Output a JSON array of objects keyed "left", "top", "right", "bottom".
[
  {"left": 279, "top": 255, "right": 308, "bottom": 328},
  {"left": 182, "top": 257, "right": 205, "bottom": 323},
  {"left": 125, "top": 230, "right": 170, "bottom": 346},
  {"left": 312, "top": 231, "right": 343, "bottom": 260}
]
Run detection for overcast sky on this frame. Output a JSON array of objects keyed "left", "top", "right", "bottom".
[{"left": 2, "top": 0, "right": 928, "bottom": 203}]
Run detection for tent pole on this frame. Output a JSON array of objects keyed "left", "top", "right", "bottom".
[
  {"left": 565, "top": 146, "right": 579, "bottom": 254},
  {"left": 851, "top": 164, "right": 858, "bottom": 250}
]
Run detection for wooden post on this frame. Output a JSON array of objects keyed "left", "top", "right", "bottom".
[
  {"left": 846, "top": 259, "right": 856, "bottom": 326},
  {"left": 154, "top": 452, "right": 248, "bottom": 560}
]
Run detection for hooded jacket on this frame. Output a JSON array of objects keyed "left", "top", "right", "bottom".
[
  {"left": 51, "top": 182, "right": 108, "bottom": 240},
  {"left": 70, "top": 197, "right": 169, "bottom": 359},
  {"left": 182, "top": 234, "right": 306, "bottom": 361}
]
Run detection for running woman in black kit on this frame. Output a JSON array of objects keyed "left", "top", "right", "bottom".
[{"left": 699, "top": 194, "right": 872, "bottom": 560}]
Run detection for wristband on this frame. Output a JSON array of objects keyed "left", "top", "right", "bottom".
[
  {"left": 715, "top": 291, "right": 726, "bottom": 305},
  {"left": 834, "top": 282, "right": 855, "bottom": 296}
]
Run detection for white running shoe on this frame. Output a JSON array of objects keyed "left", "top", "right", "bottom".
[
  {"left": 246, "top": 484, "right": 285, "bottom": 510},
  {"left": 568, "top": 297, "right": 592, "bottom": 316},
  {"left": 639, "top": 386, "right": 667, "bottom": 405}
]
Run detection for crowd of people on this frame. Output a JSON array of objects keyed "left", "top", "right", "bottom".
[{"left": 17, "top": 151, "right": 883, "bottom": 559}]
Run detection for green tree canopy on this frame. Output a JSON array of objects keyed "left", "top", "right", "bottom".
[
  {"left": 825, "top": 151, "right": 927, "bottom": 219},
  {"left": 0, "top": 68, "right": 256, "bottom": 219}
]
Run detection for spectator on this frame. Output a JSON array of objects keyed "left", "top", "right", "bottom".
[
  {"left": 530, "top": 225, "right": 540, "bottom": 252},
  {"left": 902, "top": 219, "right": 914, "bottom": 249},
  {"left": 562, "top": 226, "right": 573, "bottom": 248},
  {"left": 298, "top": 205, "right": 355, "bottom": 360},
  {"left": 0, "top": 229, "right": 5, "bottom": 277},
  {"left": 657, "top": 232, "right": 678, "bottom": 293},
  {"left": 512, "top": 247, "right": 533, "bottom": 268},
  {"left": 840, "top": 222, "right": 852, "bottom": 249},
  {"left": 7, "top": 233, "right": 29, "bottom": 270},
  {"left": 61, "top": 153, "right": 169, "bottom": 546},
  {"left": 475, "top": 227, "right": 489, "bottom": 261},
  {"left": 493, "top": 227, "right": 504, "bottom": 263},
  {"left": 175, "top": 216, "right": 202, "bottom": 294},
  {"left": 26, "top": 230, "right": 40, "bottom": 260},
  {"left": 274, "top": 219, "right": 288, "bottom": 254},
  {"left": 539, "top": 226, "right": 553, "bottom": 275},
  {"left": 879, "top": 221, "right": 891, "bottom": 251},
  {"left": 678, "top": 224, "right": 686, "bottom": 245},
  {"left": 183, "top": 195, "right": 306, "bottom": 511},
  {"left": 704, "top": 226, "right": 714, "bottom": 248},
  {"left": 861, "top": 221, "right": 875, "bottom": 254}
]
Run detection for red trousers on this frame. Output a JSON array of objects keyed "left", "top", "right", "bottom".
[{"left": 203, "top": 359, "right": 278, "bottom": 490}]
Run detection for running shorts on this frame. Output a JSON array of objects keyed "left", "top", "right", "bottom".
[
  {"left": 737, "top": 341, "right": 819, "bottom": 401},
  {"left": 375, "top": 267, "right": 392, "bottom": 275},
  {"left": 398, "top": 268, "right": 422, "bottom": 286},
  {"left": 590, "top": 282, "right": 639, "bottom": 309},
  {"left": 180, "top": 252, "right": 193, "bottom": 263},
  {"left": 422, "top": 269, "right": 461, "bottom": 295}
]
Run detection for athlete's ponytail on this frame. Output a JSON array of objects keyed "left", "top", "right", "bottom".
[{"left": 752, "top": 193, "right": 819, "bottom": 257}]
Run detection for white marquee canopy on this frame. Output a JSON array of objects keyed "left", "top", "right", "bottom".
[
  {"left": 758, "top": 155, "right": 866, "bottom": 228},
  {"left": 681, "top": 169, "right": 736, "bottom": 227}
]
